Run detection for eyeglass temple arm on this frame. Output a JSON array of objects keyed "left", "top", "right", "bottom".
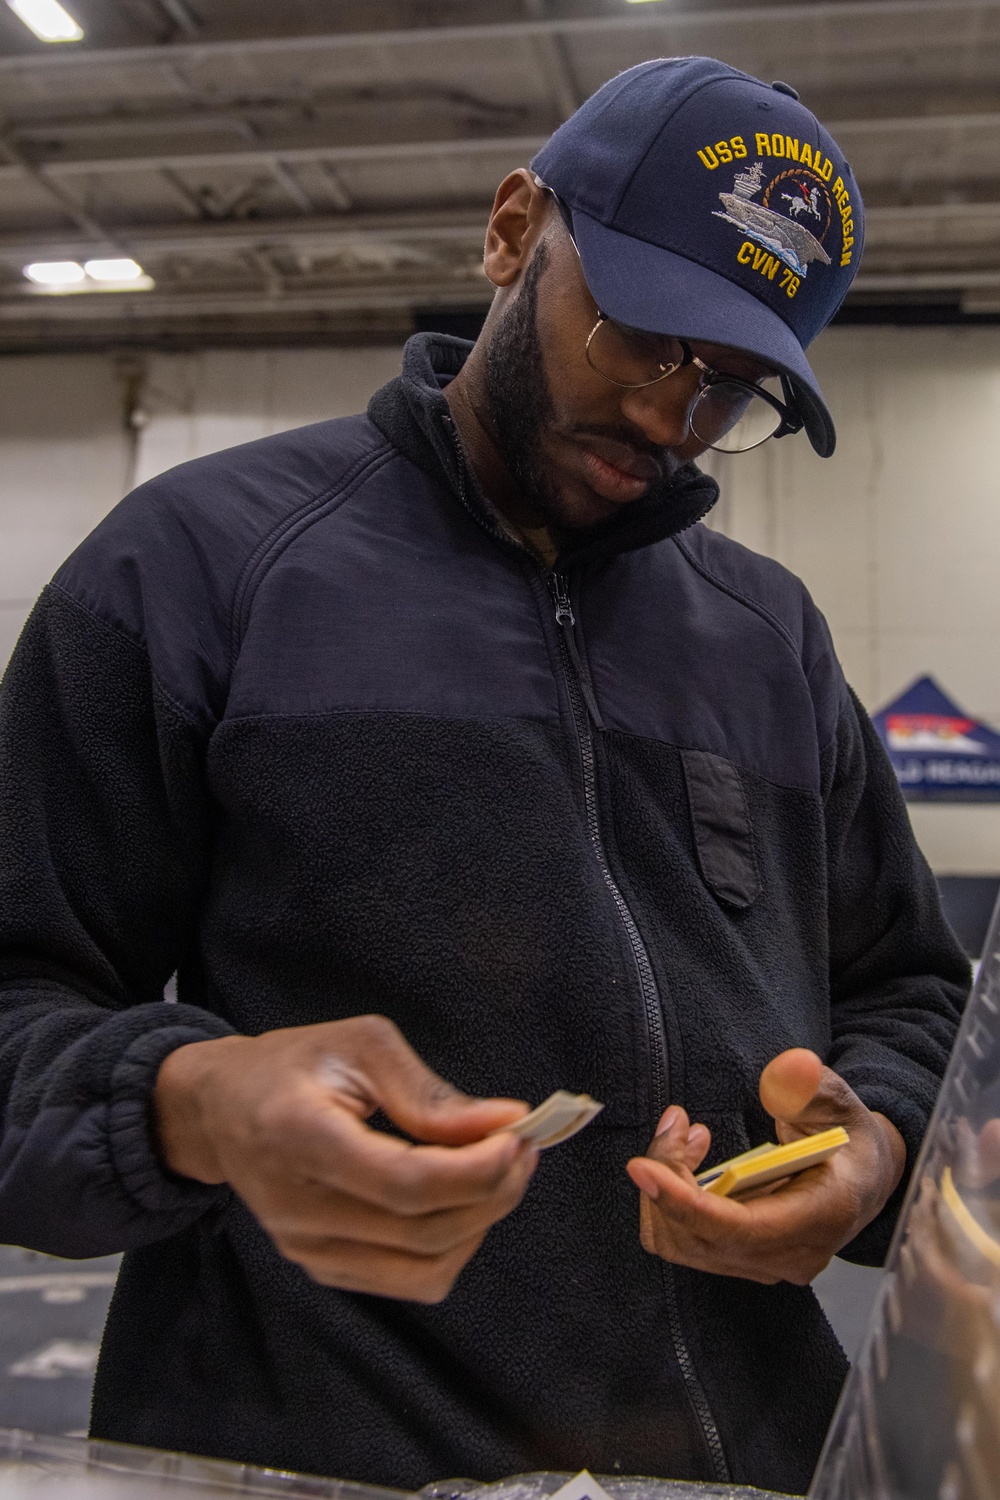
[{"left": 777, "top": 373, "right": 805, "bottom": 436}]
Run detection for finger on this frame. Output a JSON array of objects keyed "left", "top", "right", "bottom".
[
  {"left": 288, "top": 1102, "right": 539, "bottom": 1215},
  {"left": 644, "top": 1108, "right": 712, "bottom": 1172},
  {"left": 254, "top": 1152, "right": 537, "bottom": 1255},
  {"left": 646, "top": 1107, "right": 693, "bottom": 1169},
  {"left": 758, "top": 1048, "right": 823, "bottom": 1123},
  {"left": 628, "top": 1150, "right": 841, "bottom": 1242},
  {"left": 627, "top": 1154, "right": 705, "bottom": 1213},
  {"left": 683, "top": 1123, "right": 712, "bottom": 1172},
  {"left": 630, "top": 1155, "right": 849, "bottom": 1283},
  {"left": 283, "top": 1228, "right": 488, "bottom": 1303},
  {"left": 320, "top": 1015, "right": 530, "bottom": 1145}
]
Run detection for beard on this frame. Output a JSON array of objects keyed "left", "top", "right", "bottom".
[
  {"left": 482, "top": 244, "right": 689, "bottom": 533},
  {"left": 482, "top": 241, "right": 565, "bottom": 529}
]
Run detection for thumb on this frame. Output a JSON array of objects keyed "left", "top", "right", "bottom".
[
  {"left": 758, "top": 1048, "right": 824, "bottom": 1127},
  {"left": 324, "top": 1016, "right": 530, "bottom": 1146}
]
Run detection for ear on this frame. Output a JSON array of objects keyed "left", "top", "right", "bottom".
[{"left": 484, "top": 169, "right": 552, "bottom": 288}]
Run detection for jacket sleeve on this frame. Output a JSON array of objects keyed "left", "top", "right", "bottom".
[
  {"left": 0, "top": 583, "right": 234, "bottom": 1258},
  {"left": 823, "top": 683, "right": 970, "bottom": 1264}
]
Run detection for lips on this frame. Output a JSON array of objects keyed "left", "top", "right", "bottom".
[{"left": 576, "top": 436, "right": 662, "bottom": 504}]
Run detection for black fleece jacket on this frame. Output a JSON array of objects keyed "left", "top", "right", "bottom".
[{"left": 0, "top": 334, "right": 968, "bottom": 1495}]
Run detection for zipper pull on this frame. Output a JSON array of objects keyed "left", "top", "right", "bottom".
[
  {"left": 551, "top": 573, "right": 575, "bottom": 629},
  {"left": 549, "top": 574, "right": 604, "bottom": 732}
]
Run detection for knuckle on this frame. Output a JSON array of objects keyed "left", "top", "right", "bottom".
[
  {"left": 387, "top": 1161, "right": 433, "bottom": 1215},
  {"left": 254, "top": 1096, "right": 297, "bottom": 1141},
  {"left": 414, "top": 1274, "right": 457, "bottom": 1305},
  {"left": 409, "top": 1253, "right": 464, "bottom": 1304},
  {"left": 353, "top": 1014, "right": 401, "bottom": 1050},
  {"left": 409, "top": 1213, "right": 463, "bottom": 1255}
]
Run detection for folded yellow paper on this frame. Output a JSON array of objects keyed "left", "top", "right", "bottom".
[{"left": 696, "top": 1126, "right": 850, "bottom": 1198}]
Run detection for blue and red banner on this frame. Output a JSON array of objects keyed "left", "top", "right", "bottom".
[{"left": 873, "top": 676, "right": 1000, "bottom": 801}]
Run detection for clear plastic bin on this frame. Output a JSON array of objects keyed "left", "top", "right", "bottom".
[
  {"left": 813, "top": 892, "right": 1000, "bottom": 1500},
  {"left": 0, "top": 1435, "right": 782, "bottom": 1500},
  {"left": 0, "top": 1428, "right": 405, "bottom": 1500}
]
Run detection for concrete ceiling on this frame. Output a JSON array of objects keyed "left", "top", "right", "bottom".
[{"left": 1, "top": 0, "right": 999, "bottom": 350}]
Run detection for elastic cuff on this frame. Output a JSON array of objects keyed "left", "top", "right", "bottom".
[{"left": 109, "top": 1020, "right": 234, "bottom": 1217}]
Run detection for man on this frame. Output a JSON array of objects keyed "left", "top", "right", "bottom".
[{"left": 0, "top": 56, "right": 967, "bottom": 1498}]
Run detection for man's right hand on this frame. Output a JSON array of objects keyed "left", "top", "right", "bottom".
[{"left": 154, "top": 1015, "right": 537, "bottom": 1303}]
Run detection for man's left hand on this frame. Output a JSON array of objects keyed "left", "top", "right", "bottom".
[{"left": 626, "top": 1048, "right": 906, "bottom": 1285}]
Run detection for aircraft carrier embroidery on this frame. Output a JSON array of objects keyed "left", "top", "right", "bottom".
[{"left": 714, "top": 160, "right": 832, "bottom": 277}]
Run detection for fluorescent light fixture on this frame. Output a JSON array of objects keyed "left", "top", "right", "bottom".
[
  {"left": 23, "top": 260, "right": 85, "bottom": 285},
  {"left": 5, "top": 0, "right": 84, "bottom": 41},
  {"left": 84, "top": 257, "right": 145, "bottom": 282}
]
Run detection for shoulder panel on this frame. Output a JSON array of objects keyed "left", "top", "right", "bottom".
[
  {"left": 53, "top": 415, "right": 390, "bottom": 725},
  {"left": 675, "top": 525, "right": 844, "bottom": 756}
]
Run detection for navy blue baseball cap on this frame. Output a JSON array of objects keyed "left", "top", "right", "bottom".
[{"left": 531, "top": 57, "right": 864, "bottom": 456}]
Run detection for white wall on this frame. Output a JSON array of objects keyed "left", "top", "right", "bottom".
[
  {"left": 131, "top": 346, "right": 406, "bottom": 489},
  {"left": 0, "top": 347, "right": 405, "bottom": 663},
  {"left": 1, "top": 328, "right": 998, "bottom": 873},
  {"left": 0, "top": 357, "right": 128, "bottom": 666},
  {"left": 703, "top": 325, "right": 1000, "bottom": 873}
]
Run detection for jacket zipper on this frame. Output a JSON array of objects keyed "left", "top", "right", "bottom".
[
  {"left": 446, "top": 416, "right": 728, "bottom": 1478},
  {"left": 550, "top": 570, "right": 730, "bottom": 1484},
  {"left": 550, "top": 574, "right": 662, "bottom": 1106}
]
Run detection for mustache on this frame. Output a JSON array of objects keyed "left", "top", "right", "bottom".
[
  {"left": 569, "top": 422, "right": 664, "bottom": 456},
  {"left": 565, "top": 424, "right": 684, "bottom": 482}
]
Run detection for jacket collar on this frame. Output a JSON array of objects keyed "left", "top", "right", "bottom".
[{"left": 367, "top": 331, "right": 720, "bottom": 569}]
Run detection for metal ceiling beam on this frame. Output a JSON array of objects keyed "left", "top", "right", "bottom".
[
  {"left": 0, "top": 207, "right": 488, "bottom": 261},
  {"left": 151, "top": 0, "right": 201, "bottom": 37},
  {"left": 0, "top": 197, "right": 996, "bottom": 268},
  {"left": 0, "top": 279, "right": 494, "bottom": 320},
  {"left": 4, "top": 266, "right": 1000, "bottom": 327},
  {"left": 4, "top": 107, "right": 1000, "bottom": 186},
  {"left": 319, "top": 164, "right": 353, "bottom": 212},
  {"left": 0, "top": 1, "right": 997, "bottom": 75},
  {"left": 865, "top": 199, "right": 1000, "bottom": 223},
  {"left": 269, "top": 160, "right": 314, "bottom": 213},
  {"left": 6, "top": 102, "right": 998, "bottom": 152},
  {"left": 853, "top": 268, "right": 1000, "bottom": 289},
  {"left": 0, "top": 133, "right": 547, "bottom": 182},
  {"left": 530, "top": 33, "right": 579, "bottom": 121},
  {"left": 9, "top": 127, "right": 1000, "bottom": 192},
  {"left": 826, "top": 111, "right": 1000, "bottom": 135},
  {"left": 0, "top": 132, "right": 124, "bottom": 253}
]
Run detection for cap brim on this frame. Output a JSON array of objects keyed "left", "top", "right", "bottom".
[{"left": 569, "top": 208, "right": 836, "bottom": 458}]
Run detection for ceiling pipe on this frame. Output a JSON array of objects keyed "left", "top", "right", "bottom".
[{"left": 0, "top": 0, "right": 996, "bottom": 74}]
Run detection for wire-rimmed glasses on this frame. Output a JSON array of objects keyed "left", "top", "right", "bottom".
[
  {"left": 584, "top": 312, "right": 803, "bottom": 455},
  {"left": 538, "top": 180, "right": 805, "bottom": 455}
]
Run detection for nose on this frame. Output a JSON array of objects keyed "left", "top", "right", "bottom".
[{"left": 619, "top": 365, "right": 702, "bottom": 450}]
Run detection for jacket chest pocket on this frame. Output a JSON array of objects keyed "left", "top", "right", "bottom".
[{"left": 680, "top": 749, "right": 761, "bottom": 909}]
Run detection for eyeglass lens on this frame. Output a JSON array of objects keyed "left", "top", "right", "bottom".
[
  {"left": 587, "top": 319, "right": 688, "bottom": 386},
  {"left": 690, "top": 375, "right": 785, "bottom": 453},
  {"left": 587, "top": 318, "right": 787, "bottom": 454}
]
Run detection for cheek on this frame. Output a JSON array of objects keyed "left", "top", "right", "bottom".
[
  {"left": 677, "top": 433, "right": 710, "bottom": 462},
  {"left": 543, "top": 342, "right": 603, "bottom": 418},
  {"left": 535, "top": 290, "right": 615, "bottom": 418}
]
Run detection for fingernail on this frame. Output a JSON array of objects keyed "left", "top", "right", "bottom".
[{"left": 656, "top": 1107, "right": 680, "bottom": 1137}]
